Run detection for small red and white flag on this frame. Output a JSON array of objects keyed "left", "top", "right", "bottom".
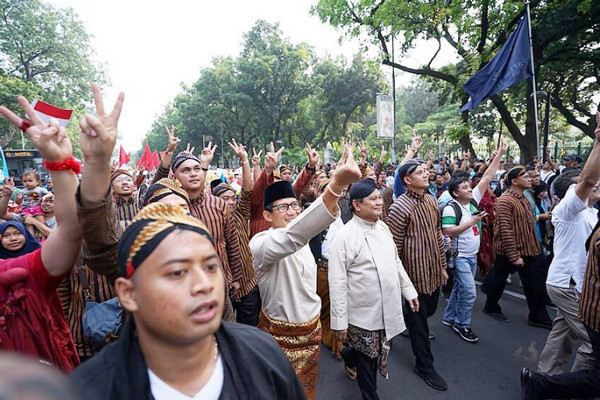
[{"left": 30, "top": 99, "right": 73, "bottom": 127}]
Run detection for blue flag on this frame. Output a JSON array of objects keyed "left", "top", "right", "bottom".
[
  {"left": 460, "top": 16, "right": 532, "bottom": 112},
  {"left": 0, "top": 146, "right": 8, "bottom": 182}
]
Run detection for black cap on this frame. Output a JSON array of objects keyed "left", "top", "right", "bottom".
[
  {"left": 349, "top": 179, "right": 378, "bottom": 213},
  {"left": 264, "top": 181, "right": 296, "bottom": 209}
]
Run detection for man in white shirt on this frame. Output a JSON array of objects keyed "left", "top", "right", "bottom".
[
  {"left": 537, "top": 141, "right": 600, "bottom": 375},
  {"left": 329, "top": 178, "right": 418, "bottom": 400},
  {"left": 250, "top": 145, "right": 361, "bottom": 400},
  {"left": 441, "top": 140, "right": 506, "bottom": 343}
]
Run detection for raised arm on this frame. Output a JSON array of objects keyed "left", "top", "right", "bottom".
[
  {"left": 77, "top": 83, "right": 124, "bottom": 282},
  {"left": 575, "top": 111, "right": 600, "bottom": 201},
  {"left": 251, "top": 148, "right": 262, "bottom": 183},
  {"left": 228, "top": 139, "right": 253, "bottom": 191},
  {"left": 400, "top": 132, "right": 423, "bottom": 165},
  {"left": 0, "top": 178, "right": 16, "bottom": 220},
  {"left": 292, "top": 143, "right": 319, "bottom": 196},
  {"left": 477, "top": 138, "right": 508, "bottom": 194},
  {"left": 0, "top": 97, "right": 80, "bottom": 276}
]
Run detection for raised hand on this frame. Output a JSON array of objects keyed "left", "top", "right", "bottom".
[
  {"left": 428, "top": 148, "right": 435, "bottom": 162},
  {"left": 251, "top": 148, "right": 262, "bottom": 167},
  {"left": 499, "top": 137, "right": 508, "bottom": 154},
  {"left": 359, "top": 141, "right": 368, "bottom": 163},
  {"left": 0, "top": 178, "right": 15, "bottom": 198},
  {"left": 165, "top": 125, "right": 181, "bottom": 153},
  {"left": 305, "top": 143, "right": 320, "bottom": 167},
  {"left": 79, "top": 83, "right": 124, "bottom": 164},
  {"left": 227, "top": 139, "right": 248, "bottom": 161},
  {"left": 330, "top": 144, "right": 361, "bottom": 191},
  {"left": 595, "top": 111, "right": 600, "bottom": 141},
  {"left": 200, "top": 141, "right": 217, "bottom": 166},
  {"left": 185, "top": 143, "right": 196, "bottom": 154},
  {"left": 0, "top": 97, "right": 72, "bottom": 163},
  {"left": 379, "top": 145, "right": 387, "bottom": 162},
  {"left": 264, "top": 142, "right": 285, "bottom": 171},
  {"left": 411, "top": 134, "right": 423, "bottom": 152}
]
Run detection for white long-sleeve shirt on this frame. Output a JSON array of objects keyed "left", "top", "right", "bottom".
[
  {"left": 328, "top": 215, "right": 418, "bottom": 340},
  {"left": 250, "top": 196, "right": 338, "bottom": 323}
]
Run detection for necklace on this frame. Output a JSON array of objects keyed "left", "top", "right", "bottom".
[{"left": 212, "top": 335, "right": 219, "bottom": 361}]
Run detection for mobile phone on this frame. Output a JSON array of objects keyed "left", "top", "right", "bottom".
[{"left": 472, "top": 211, "right": 481, "bottom": 216}]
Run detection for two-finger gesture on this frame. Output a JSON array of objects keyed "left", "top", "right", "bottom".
[
  {"left": 332, "top": 144, "right": 361, "bottom": 188},
  {"left": 200, "top": 142, "right": 217, "bottom": 166},
  {"left": 379, "top": 144, "right": 387, "bottom": 162},
  {"left": 265, "top": 142, "right": 284, "bottom": 170},
  {"left": 165, "top": 125, "right": 181, "bottom": 153},
  {"left": 0, "top": 97, "right": 73, "bottom": 163},
  {"left": 411, "top": 132, "right": 423, "bottom": 152},
  {"left": 227, "top": 139, "right": 248, "bottom": 161},
  {"left": 305, "top": 143, "right": 320, "bottom": 167},
  {"left": 251, "top": 148, "right": 262, "bottom": 167},
  {"left": 79, "top": 83, "right": 124, "bottom": 164}
]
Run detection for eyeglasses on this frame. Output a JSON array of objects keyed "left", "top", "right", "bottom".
[{"left": 269, "top": 201, "right": 301, "bottom": 213}]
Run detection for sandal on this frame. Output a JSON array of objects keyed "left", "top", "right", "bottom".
[{"left": 345, "top": 365, "right": 357, "bottom": 381}]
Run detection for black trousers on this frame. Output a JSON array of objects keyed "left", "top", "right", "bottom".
[
  {"left": 527, "top": 325, "right": 600, "bottom": 399},
  {"left": 232, "top": 286, "right": 261, "bottom": 326},
  {"left": 403, "top": 288, "right": 440, "bottom": 374},
  {"left": 341, "top": 345, "right": 379, "bottom": 400},
  {"left": 482, "top": 254, "right": 550, "bottom": 323}
]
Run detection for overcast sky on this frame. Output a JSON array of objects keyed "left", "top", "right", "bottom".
[{"left": 46, "top": 0, "right": 452, "bottom": 151}]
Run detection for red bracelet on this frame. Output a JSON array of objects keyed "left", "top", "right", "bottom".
[{"left": 44, "top": 156, "right": 82, "bottom": 174}]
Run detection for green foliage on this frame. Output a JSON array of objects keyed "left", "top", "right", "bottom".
[
  {"left": 0, "top": 0, "right": 106, "bottom": 155},
  {"left": 313, "top": 0, "right": 600, "bottom": 162},
  {"left": 144, "top": 21, "right": 386, "bottom": 164}
]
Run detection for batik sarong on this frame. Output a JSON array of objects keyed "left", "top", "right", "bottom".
[{"left": 258, "top": 310, "right": 321, "bottom": 400}]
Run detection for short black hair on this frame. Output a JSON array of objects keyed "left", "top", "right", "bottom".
[
  {"left": 448, "top": 176, "right": 470, "bottom": 199},
  {"left": 451, "top": 170, "right": 470, "bottom": 179},
  {"left": 553, "top": 169, "right": 580, "bottom": 199}
]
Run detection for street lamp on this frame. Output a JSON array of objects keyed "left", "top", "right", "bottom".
[{"left": 536, "top": 91, "right": 550, "bottom": 163}]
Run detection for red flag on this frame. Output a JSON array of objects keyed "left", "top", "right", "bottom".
[
  {"left": 139, "top": 142, "right": 152, "bottom": 170},
  {"left": 119, "top": 145, "right": 131, "bottom": 166},
  {"left": 151, "top": 150, "right": 160, "bottom": 169}
]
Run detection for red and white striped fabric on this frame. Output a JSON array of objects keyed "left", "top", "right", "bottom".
[{"left": 31, "top": 99, "right": 73, "bottom": 127}]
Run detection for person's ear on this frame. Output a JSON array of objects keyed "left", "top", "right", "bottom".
[
  {"left": 115, "top": 277, "right": 138, "bottom": 313},
  {"left": 263, "top": 210, "right": 273, "bottom": 223}
]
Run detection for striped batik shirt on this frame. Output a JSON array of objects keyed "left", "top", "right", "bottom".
[
  {"left": 58, "top": 269, "right": 115, "bottom": 358},
  {"left": 115, "top": 196, "right": 139, "bottom": 231},
  {"left": 492, "top": 189, "right": 540, "bottom": 263},
  {"left": 190, "top": 193, "right": 243, "bottom": 284},
  {"left": 231, "top": 187, "right": 258, "bottom": 302},
  {"left": 386, "top": 189, "right": 447, "bottom": 294},
  {"left": 579, "top": 228, "right": 600, "bottom": 333}
]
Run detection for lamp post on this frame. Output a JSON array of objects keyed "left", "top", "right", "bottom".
[{"left": 536, "top": 91, "right": 550, "bottom": 163}]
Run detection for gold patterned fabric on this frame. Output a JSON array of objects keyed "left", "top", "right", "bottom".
[
  {"left": 117, "top": 203, "right": 213, "bottom": 278},
  {"left": 258, "top": 310, "right": 321, "bottom": 400}
]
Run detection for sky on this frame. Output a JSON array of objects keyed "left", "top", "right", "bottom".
[{"left": 46, "top": 0, "right": 454, "bottom": 152}]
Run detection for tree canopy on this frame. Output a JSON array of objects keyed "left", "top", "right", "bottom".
[
  {"left": 312, "top": 0, "right": 600, "bottom": 162},
  {"left": 0, "top": 0, "right": 106, "bottom": 153},
  {"left": 144, "top": 20, "right": 386, "bottom": 166}
]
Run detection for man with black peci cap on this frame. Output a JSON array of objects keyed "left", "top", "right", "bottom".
[
  {"left": 482, "top": 165, "right": 553, "bottom": 329},
  {"left": 250, "top": 145, "right": 361, "bottom": 400}
]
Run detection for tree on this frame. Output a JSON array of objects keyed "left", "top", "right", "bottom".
[
  {"left": 0, "top": 0, "right": 105, "bottom": 153},
  {"left": 312, "top": 0, "right": 600, "bottom": 162},
  {"left": 144, "top": 20, "right": 386, "bottom": 159}
]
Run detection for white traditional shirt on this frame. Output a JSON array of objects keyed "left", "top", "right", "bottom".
[
  {"left": 250, "top": 196, "right": 338, "bottom": 323},
  {"left": 548, "top": 185, "right": 598, "bottom": 292},
  {"left": 328, "top": 215, "right": 418, "bottom": 340}
]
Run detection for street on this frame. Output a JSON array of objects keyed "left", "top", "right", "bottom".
[{"left": 316, "top": 283, "right": 557, "bottom": 399}]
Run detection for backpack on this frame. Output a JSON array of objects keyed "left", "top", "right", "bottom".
[{"left": 441, "top": 199, "right": 479, "bottom": 263}]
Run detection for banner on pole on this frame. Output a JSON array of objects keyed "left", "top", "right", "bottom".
[{"left": 376, "top": 94, "right": 394, "bottom": 138}]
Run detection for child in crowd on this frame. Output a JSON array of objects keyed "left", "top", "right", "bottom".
[{"left": 19, "top": 170, "right": 48, "bottom": 235}]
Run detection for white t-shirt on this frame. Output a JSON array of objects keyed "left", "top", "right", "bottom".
[
  {"left": 441, "top": 187, "right": 483, "bottom": 257},
  {"left": 148, "top": 355, "right": 224, "bottom": 400},
  {"left": 547, "top": 185, "right": 598, "bottom": 292},
  {"left": 540, "top": 169, "right": 555, "bottom": 184}
]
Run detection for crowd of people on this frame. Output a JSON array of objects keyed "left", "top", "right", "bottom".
[{"left": 0, "top": 83, "right": 599, "bottom": 400}]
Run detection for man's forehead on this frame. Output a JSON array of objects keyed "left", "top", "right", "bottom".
[
  {"left": 273, "top": 197, "right": 297, "bottom": 205},
  {"left": 178, "top": 159, "right": 201, "bottom": 168}
]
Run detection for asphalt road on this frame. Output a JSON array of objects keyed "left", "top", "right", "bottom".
[{"left": 316, "top": 283, "right": 557, "bottom": 400}]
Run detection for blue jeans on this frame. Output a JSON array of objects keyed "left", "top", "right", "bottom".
[{"left": 443, "top": 256, "right": 477, "bottom": 328}]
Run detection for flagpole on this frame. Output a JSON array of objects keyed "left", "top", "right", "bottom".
[{"left": 525, "top": 0, "right": 540, "bottom": 159}]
